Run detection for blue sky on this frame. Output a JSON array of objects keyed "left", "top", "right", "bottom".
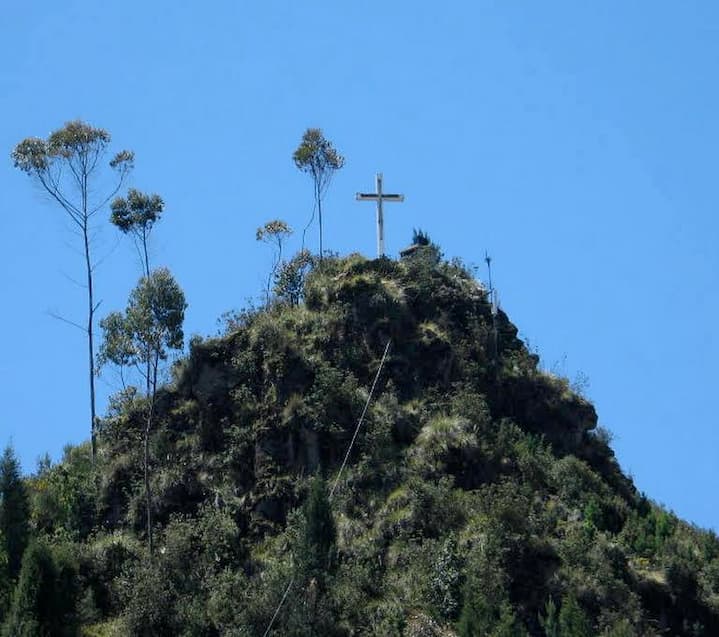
[{"left": 1, "top": 1, "right": 717, "bottom": 531}]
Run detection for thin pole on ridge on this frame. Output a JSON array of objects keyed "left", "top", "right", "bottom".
[{"left": 485, "top": 252, "right": 499, "bottom": 362}]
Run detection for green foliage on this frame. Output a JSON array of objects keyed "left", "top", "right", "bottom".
[
  {"left": 2, "top": 540, "right": 78, "bottom": 636},
  {"left": 11, "top": 120, "right": 134, "bottom": 230},
  {"left": 256, "top": 219, "right": 292, "bottom": 244},
  {"left": 412, "top": 228, "right": 431, "bottom": 246},
  {"left": 293, "top": 128, "right": 344, "bottom": 256},
  {"left": 13, "top": 120, "right": 135, "bottom": 462},
  {"left": 257, "top": 219, "right": 293, "bottom": 302},
  {"left": 492, "top": 602, "right": 526, "bottom": 637},
  {"left": 10, "top": 252, "right": 719, "bottom": 634},
  {"left": 558, "top": 593, "right": 592, "bottom": 637},
  {"left": 539, "top": 597, "right": 559, "bottom": 637},
  {"left": 31, "top": 444, "right": 96, "bottom": 540},
  {"left": 110, "top": 189, "right": 164, "bottom": 235},
  {"left": 0, "top": 445, "right": 30, "bottom": 579},
  {"left": 110, "top": 189, "right": 164, "bottom": 276},
  {"left": 620, "top": 504, "right": 676, "bottom": 558},
  {"left": 99, "top": 267, "right": 186, "bottom": 371},
  {"left": 292, "top": 128, "right": 344, "bottom": 184},
  {"left": 99, "top": 267, "right": 186, "bottom": 556},
  {"left": 602, "top": 618, "right": 634, "bottom": 637},
  {"left": 119, "top": 560, "right": 178, "bottom": 636},
  {"left": 274, "top": 249, "right": 315, "bottom": 306},
  {"left": 458, "top": 580, "right": 523, "bottom": 637},
  {"left": 0, "top": 533, "right": 9, "bottom": 623},
  {"left": 297, "top": 477, "right": 336, "bottom": 585},
  {"left": 13, "top": 121, "right": 133, "bottom": 177},
  {"left": 429, "top": 536, "right": 463, "bottom": 619}
]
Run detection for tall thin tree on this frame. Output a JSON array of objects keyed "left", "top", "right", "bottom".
[
  {"left": 293, "top": 128, "right": 344, "bottom": 260},
  {"left": 256, "top": 219, "right": 292, "bottom": 303},
  {"left": 98, "top": 268, "right": 186, "bottom": 555},
  {"left": 12, "top": 122, "right": 134, "bottom": 462}
]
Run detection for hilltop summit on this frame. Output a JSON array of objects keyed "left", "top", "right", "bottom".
[{"left": 4, "top": 250, "right": 718, "bottom": 636}]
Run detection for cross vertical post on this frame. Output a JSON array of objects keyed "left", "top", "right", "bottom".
[
  {"left": 376, "top": 173, "right": 384, "bottom": 257},
  {"left": 356, "top": 172, "right": 404, "bottom": 257}
]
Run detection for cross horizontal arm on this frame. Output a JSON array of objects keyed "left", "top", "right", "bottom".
[{"left": 356, "top": 193, "right": 405, "bottom": 201}]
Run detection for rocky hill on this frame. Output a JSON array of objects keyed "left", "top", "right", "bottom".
[{"left": 3, "top": 247, "right": 718, "bottom": 636}]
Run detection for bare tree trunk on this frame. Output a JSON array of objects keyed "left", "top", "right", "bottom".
[
  {"left": 316, "top": 182, "right": 323, "bottom": 262},
  {"left": 142, "top": 228, "right": 150, "bottom": 278},
  {"left": 144, "top": 416, "right": 152, "bottom": 556},
  {"left": 82, "top": 194, "right": 98, "bottom": 464},
  {"left": 145, "top": 347, "right": 156, "bottom": 556}
]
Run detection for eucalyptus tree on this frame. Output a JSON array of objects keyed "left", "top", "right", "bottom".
[
  {"left": 98, "top": 268, "right": 186, "bottom": 555},
  {"left": 12, "top": 121, "right": 134, "bottom": 462},
  {"left": 110, "top": 188, "right": 164, "bottom": 277},
  {"left": 256, "top": 219, "right": 292, "bottom": 302},
  {"left": 293, "top": 128, "right": 344, "bottom": 259}
]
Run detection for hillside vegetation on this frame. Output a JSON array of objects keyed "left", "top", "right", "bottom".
[{"left": 2, "top": 247, "right": 718, "bottom": 636}]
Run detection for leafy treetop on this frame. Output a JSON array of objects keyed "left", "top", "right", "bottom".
[
  {"left": 292, "top": 128, "right": 345, "bottom": 190},
  {"left": 98, "top": 267, "right": 186, "bottom": 371},
  {"left": 111, "top": 189, "right": 164, "bottom": 235}
]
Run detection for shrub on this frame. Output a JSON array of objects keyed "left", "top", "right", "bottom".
[
  {"left": 120, "top": 561, "right": 178, "bottom": 636},
  {"left": 429, "top": 536, "right": 463, "bottom": 620}
]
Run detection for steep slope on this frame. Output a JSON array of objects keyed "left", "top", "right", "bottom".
[{"left": 12, "top": 250, "right": 719, "bottom": 636}]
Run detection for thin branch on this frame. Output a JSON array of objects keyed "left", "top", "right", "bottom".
[
  {"left": 89, "top": 173, "right": 129, "bottom": 217},
  {"left": 92, "top": 233, "right": 122, "bottom": 272},
  {"left": 133, "top": 361, "right": 149, "bottom": 384},
  {"left": 87, "top": 145, "right": 104, "bottom": 177},
  {"left": 37, "top": 173, "right": 84, "bottom": 229},
  {"left": 67, "top": 156, "right": 85, "bottom": 194},
  {"left": 301, "top": 200, "right": 317, "bottom": 252},
  {"left": 61, "top": 237, "right": 86, "bottom": 258},
  {"left": 58, "top": 269, "right": 87, "bottom": 290},
  {"left": 47, "top": 310, "right": 86, "bottom": 333}
]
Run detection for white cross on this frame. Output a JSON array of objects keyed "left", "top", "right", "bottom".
[{"left": 356, "top": 173, "right": 404, "bottom": 257}]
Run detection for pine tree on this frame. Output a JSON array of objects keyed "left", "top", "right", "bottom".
[
  {"left": 457, "top": 575, "right": 494, "bottom": 637},
  {"left": 298, "top": 476, "right": 336, "bottom": 586},
  {"left": 285, "top": 477, "right": 338, "bottom": 636},
  {"left": 539, "top": 597, "right": 560, "bottom": 637},
  {"left": 492, "top": 601, "right": 526, "bottom": 637},
  {"left": 1, "top": 540, "right": 77, "bottom": 637},
  {"left": 0, "top": 532, "right": 10, "bottom": 623},
  {"left": 0, "top": 446, "right": 30, "bottom": 579},
  {"left": 558, "top": 593, "right": 592, "bottom": 637}
]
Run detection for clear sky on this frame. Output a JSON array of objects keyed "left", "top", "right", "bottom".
[{"left": 1, "top": 2, "right": 717, "bottom": 531}]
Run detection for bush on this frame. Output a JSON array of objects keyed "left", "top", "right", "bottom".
[
  {"left": 429, "top": 536, "right": 463, "bottom": 620},
  {"left": 31, "top": 444, "right": 96, "bottom": 541},
  {"left": 120, "top": 561, "right": 178, "bottom": 636}
]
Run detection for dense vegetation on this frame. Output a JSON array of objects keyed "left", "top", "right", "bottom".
[{"left": 2, "top": 245, "right": 718, "bottom": 636}]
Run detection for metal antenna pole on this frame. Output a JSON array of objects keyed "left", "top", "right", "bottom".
[
  {"left": 485, "top": 251, "right": 493, "bottom": 295},
  {"left": 485, "top": 252, "right": 499, "bottom": 362}
]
